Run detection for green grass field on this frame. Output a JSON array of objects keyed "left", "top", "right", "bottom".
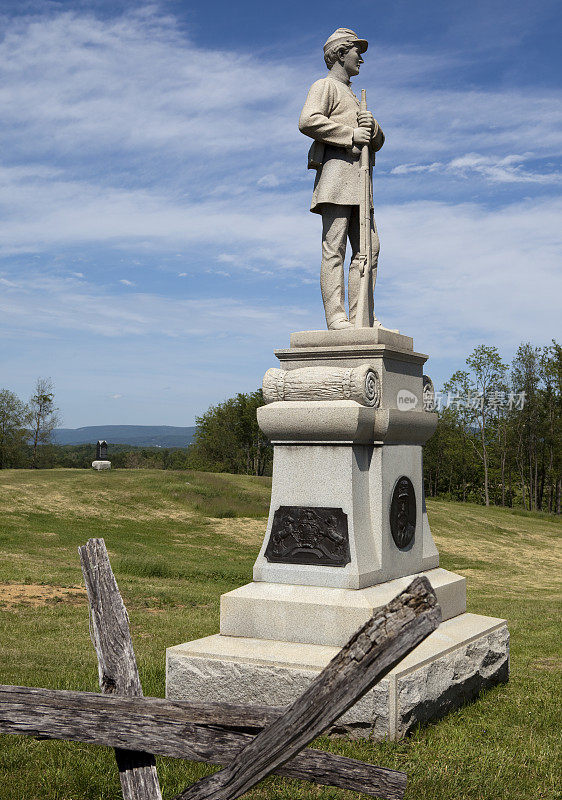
[{"left": 0, "top": 468, "right": 560, "bottom": 800}]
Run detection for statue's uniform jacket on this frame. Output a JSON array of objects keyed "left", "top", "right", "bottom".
[{"left": 299, "top": 75, "right": 384, "bottom": 214}]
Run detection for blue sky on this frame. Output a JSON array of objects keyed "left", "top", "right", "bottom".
[{"left": 1, "top": 0, "right": 561, "bottom": 427}]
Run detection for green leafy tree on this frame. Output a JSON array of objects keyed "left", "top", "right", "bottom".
[
  {"left": 188, "top": 390, "right": 272, "bottom": 476},
  {"left": 0, "top": 389, "right": 30, "bottom": 469},
  {"left": 424, "top": 340, "right": 560, "bottom": 513},
  {"left": 511, "top": 343, "right": 542, "bottom": 510},
  {"left": 440, "top": 347, "right": 508, "bottom": 506},
  {"left": 511, "top": 341, "right": 562, "bottom": 512},
  {"left": 425, "top": 409, "right": 482, "bottom": 504},
  {"left": 542, "top": 340, "right": 562, "bottom": 512},
  {"left": 439, "top": 370, "right": 482, "bottom": 498},
  {"left": 464, "top": 346, "right": 508, "bottom": 506}
]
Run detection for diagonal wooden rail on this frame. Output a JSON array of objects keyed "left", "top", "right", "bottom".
[{"left": 175, "top": 574, "right": 441, "bottom": 800}]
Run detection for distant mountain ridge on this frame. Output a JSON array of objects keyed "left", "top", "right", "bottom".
[{"left": 52, "top": 425, "right": 196, "bottom": 448}]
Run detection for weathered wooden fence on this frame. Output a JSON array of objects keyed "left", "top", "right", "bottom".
[{"left": 0, "top": 538, "right": 441, "bottom": 800}]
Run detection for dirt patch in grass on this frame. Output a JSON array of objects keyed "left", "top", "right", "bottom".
[
  {"left": 0, "top": 583, "right": 87, "bottom": 609},
  {"left": 0, "top": 486, "right": 105, "bottom": 517}
]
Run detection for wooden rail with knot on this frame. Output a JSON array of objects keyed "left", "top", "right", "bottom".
[{"left": 0, "top": 537, "right": 442, "bottom": 800}]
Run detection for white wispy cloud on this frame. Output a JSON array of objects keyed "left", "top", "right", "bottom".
[
  {"left": 0, "top": 8, "right": 299, "bottom": 168},
  {"left": 371, "top": 83, "right": 562, "bottom": 167},
  {"left": 0, "top": 8, "right": 559, "bottom": 263},
  {"left": 119, "top": 278, "right": 135, "bottom": 286},
  {"left": 377, "top": 196, "right": 562, "bottom": 362},
  {"left": 257, "top": 174, "right": 282, "bottom": 188},
  {"left": 390, "top": 153, "right": 562, "bottom": 184},
  {"left": 1, "top": 7, "right": 560, "bottom": 205},
  {"left": 0, "top": 273, "right": 311, "bottom": 339},
  {"left": 391, "top": 162, "right": 443, "bottom": 176}
]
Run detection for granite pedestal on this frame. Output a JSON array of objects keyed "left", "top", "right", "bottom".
[
  {"left": 91, "top": 460, "right": 111, "bottom": 470},
  {"left": 166, "top": 328, "right": 509, "bottom": 737}
]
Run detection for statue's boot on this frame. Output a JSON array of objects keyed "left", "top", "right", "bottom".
[{"left": 328, "top": 317, "right": 353, "bottom": 330}]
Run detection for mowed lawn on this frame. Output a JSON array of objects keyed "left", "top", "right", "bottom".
[{"left": 0, "top": 468, "right": 560, "bottom": 800}]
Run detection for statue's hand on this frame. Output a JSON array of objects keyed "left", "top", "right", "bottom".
[
  {"left": 353, "top": 127, "right": 371, "bottom": 146},
  {"left": 357, "top": 111, "right": 375, "bottom": 131}
]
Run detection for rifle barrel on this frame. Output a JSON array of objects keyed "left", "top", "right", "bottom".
[{"left": 355, "top": 90, "right": 372, "bottom": 328}]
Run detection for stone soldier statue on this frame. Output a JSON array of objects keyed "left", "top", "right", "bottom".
[{"left": 299, "top": 28, "right": 384, "bottom": 330}]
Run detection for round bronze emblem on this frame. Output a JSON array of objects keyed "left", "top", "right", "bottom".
[{"left": 390, "top": 476, "right": 416, "bottom": 549}]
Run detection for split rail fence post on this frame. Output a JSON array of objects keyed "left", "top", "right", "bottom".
[{"left": 79, "top": 537, "right": 163, "bottom": 800}]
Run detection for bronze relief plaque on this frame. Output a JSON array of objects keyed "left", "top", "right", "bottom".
[
  {"left": 390, "top": 477, "right": 416, "bottom": 549},
  {"left": 264, "top": 506, "right": 350, "bottom": 567}
]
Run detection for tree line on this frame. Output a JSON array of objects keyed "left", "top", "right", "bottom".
[
  {"left": 2, "top": 341, "right": 560, "bottom": 514},
  {"left": 0, "top": 386, "right": 272, "bottom": 476},
  {"left": 423, "top": 341, "right": 561, "bottom": 513},
  {"left": 17, "top": 390, "right": 272, "bottom": 474}
]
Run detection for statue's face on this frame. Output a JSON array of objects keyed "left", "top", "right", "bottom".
[{"left": 342, "top": 44, "right": 363, "bottom": 77}]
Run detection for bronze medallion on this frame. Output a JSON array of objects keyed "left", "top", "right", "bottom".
[
  {"left": 264, "top": 506, "right": 350, "bottom": 567},
  {"left": 390, "top": 477, "right": 416, "bottom": 549}
]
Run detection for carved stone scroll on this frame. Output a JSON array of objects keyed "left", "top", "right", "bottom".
[{"left": 263, "top": 364, "right": 380, "bottom": 407}]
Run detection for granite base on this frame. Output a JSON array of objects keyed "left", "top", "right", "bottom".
[{"left": 166, "top": 613, "right": 509, "bottom": 739}]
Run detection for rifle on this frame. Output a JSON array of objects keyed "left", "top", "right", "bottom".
[{"left": 354, "top": 89, "right": 374, "bottom": 328}]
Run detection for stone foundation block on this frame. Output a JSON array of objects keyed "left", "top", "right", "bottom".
[{"left": 166, "top": 613, "right": 508, "bottom": 739}]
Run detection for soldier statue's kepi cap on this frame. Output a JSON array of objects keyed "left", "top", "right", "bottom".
[{"left": 323, "top": 28, "right": 368, "bottom": 55}]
